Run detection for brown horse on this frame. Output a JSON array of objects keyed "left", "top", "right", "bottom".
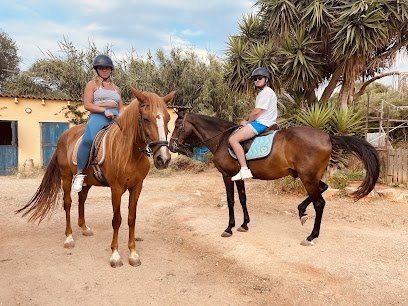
[
  {"left": 169, "top": 112, "right": 380, "bottom": 245},
  {"left": 17, "top": 86, "right": 175, "bottom": 267}
]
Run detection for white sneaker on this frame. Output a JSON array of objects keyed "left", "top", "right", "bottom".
[
  {"left": 72, "top": 174, "right": 86, "bottom": 192},
  {"left": 231, "top": 168, "right": 253, "bottom": 181}
]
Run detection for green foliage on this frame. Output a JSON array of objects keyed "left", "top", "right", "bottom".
[
  {"left": 327, "top": 173, "right": 349, "bottom": 190},
  {"left": 330, "top": 106, "right": 364, "bottom": 136},
  {"left": 226, "top": 0, "right": 408, "bottom": 106},
  {"left": 295, "top": 102, "right": 333, "bottom": 129},
  {"left": 0, "top": 30, "right": 20, "bottom": 91},
  {"left": 2, "top": 36, "right": 255, "bottom": 123},
  {"left": 60, "top": 103, "right": 88, "bottom": 125},
  {"left": 265, "top": 176, "right": 305, "bottom": 195},
  {"left": 292, "top": 102, "right": 366, "bottom": 136}
]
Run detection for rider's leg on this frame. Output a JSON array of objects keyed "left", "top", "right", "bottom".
[
  {"left": 73, "top": 111, "right": 114, "bottom": 192},
  {"left": 229, "top": 125, "right": 256, "bottom": 180}
]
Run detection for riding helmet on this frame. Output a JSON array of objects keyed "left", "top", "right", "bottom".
[
  {"left": 92, "top": 54, "right": 114, "bottom": 70},
  {"left": 251, "top": 67, "right": 270, "bottom": 79}
]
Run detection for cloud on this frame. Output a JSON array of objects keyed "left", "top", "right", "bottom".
[
  {"left": 181, "top": 29, "right": 204, "bottom": 37},
  {"left": 1, "top": 1, "right": 258, "bottom": 70}
]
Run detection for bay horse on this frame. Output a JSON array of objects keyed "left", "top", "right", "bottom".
[
  {"left": 17, "top": 86, "right": 175, "bottom": 267},
  {"left": 169, "top": 112, "right": 380, "bottom": 245}
]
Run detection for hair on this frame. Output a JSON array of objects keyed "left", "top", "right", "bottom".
[
  {"left": 92, "top": 75, "right": 120, "bottom": 93},
  {"left": 107, "top": 92, "right": 168, "bottom": 177}
]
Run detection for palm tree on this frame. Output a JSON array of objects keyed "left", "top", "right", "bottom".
[{"left": 226, "top": 0, "right": 408, "bottom": 108}]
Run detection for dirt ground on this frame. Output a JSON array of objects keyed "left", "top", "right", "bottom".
[{"left": 1, "top": 168, "right": 407, "bottom": 306}]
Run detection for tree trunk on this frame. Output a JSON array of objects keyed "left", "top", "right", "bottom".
[
  {"left": 354, "top": 72, "right": 401, "bottom": 101},
  {"left": 319, "top": 65, "right": 343, "bottom": 103}
]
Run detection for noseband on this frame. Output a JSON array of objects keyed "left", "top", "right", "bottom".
[
  {"left": 138, "top": 113, "right": 169, "bottom": 157},
  {"left": 170, "top": 116, "right": 236, "bottom": 155}
]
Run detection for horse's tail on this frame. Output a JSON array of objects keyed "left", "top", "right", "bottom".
[
  {"left": 330, "top": 135, "right": 380, "bottom": 200},
  {"left": 16, "top": 151, "right": 62, "bottom": 223}
]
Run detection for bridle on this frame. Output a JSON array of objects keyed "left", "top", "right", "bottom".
[
  {"left": 137, "top": 113, "right": 169, "bottom": 157},
  {"left": 170, "top": 115, "right": 237, "bottom": 155}
]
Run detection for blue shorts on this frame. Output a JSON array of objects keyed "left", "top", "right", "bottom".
[{"left": 249, "top": 120, "right": 268, "bottom": 135}]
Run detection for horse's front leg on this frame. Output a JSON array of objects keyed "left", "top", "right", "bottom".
[
  {"left": 78, "top": 185, "right": 93, "bottom": 236},
  {"left": 62, "top": 178, "right": 75, "bottom": 248},
  {"left": 235, "top": 180, "right": 250, "bottom": 232},
  {"left": 221, "top": 175, "right": 235, "bottom": 237},
  {"left": 127, "top": 182, "right": 143, "bottom": 267},
  {"left": 110, "top": 187, "right": 125, "bottom": 268}
]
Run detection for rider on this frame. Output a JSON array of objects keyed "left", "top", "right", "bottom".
[
  {"left": 229, "top": 67, "right": 278, "bottom": 181},
  {"left": 72, "top": 54, "right": 125, "bottom": 192}
]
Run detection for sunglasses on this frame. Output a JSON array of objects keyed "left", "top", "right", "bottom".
[
  {"left": 252, "top": 76, "right": 264, "bottom": 81},
  {"left": 97, "top": 66, "right": 112, "bottom": 71}
]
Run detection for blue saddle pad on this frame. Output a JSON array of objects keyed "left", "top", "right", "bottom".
[{"left": 228, "top": 131, "right": 277, "bottom": 160}]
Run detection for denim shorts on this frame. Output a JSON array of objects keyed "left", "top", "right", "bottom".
[{"left": 249, "top": 120, "right": 268, "bottom": 135}]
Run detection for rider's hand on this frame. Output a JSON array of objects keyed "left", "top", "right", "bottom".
[
  {"left": 240, "top": 120, "right": 248, "bottom": 126},
  {"left": 104, "top": 109, "right": 114, "bottom": 119}
]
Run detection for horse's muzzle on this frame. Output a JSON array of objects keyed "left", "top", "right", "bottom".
[{"left": 152, "top": 142, "right": 171, "bottom": 169}]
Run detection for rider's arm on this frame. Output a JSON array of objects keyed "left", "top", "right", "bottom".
[
  {"left": 247, "top": 108, "right": 264, "bottom": 122},
  {"left": 83, "top": 81, "right": 105, "bottom": 114}
]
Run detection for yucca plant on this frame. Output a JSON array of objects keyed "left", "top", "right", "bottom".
[
  {"left": 330, "top": 106, "right": 365, "bottom": 136},
  {"left": 294, "top": 102, "right": 333, "bottom": 130}
]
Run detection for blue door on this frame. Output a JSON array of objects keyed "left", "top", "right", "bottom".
[
  {"left": 0, "top": 121, "right": 18, "bottom": 175},
  {"left": 41, "top": 122, "right": 69, "bottom": 167}
]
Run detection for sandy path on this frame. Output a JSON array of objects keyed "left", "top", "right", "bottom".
[{"left": 1, "top": 169, "right": 407, "bottom": 305}]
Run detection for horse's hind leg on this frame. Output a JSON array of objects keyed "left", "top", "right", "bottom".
[
  {"left": 62, "top": 178, "right": 75, "bottom": 248},
  {"left": 298, "top": 180, "right": 328, "bottom": 225},
  {"left": 300, "top": 179, "right": 327, "bottom": 246},
  {"left": 235, "top": 180, "right": 250, "bottom": 232},
  {"left": 78, "top": 185, "right": 93, "bottom": 236},
  {"left": 221, "top": 175, "right": 235, "bottom": 237}
]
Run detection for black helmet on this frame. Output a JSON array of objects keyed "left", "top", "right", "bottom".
[
  {"left": 251, "top": 67, "right": 270, "bottom": 79},
  {"left": 92, "top": 54, "right": 114, "bottom": 69}
]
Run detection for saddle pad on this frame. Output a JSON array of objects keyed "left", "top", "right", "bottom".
[
  {"left": 72, "top": 133, "right": 108, "bottom": 166},
  {"left": 228, "top": 131, "right": 277, "bottom": 161}
]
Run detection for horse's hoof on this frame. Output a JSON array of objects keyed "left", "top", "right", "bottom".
[
  {"left": 237, "top": 226, "right": 248, "bottom": 232},
  {"left": 300, "top": 238, "right": 315, "bottom": 246},
  {"left": 221, "top": 231, "right": 232, "bottom": 238},
  {"left": 82, "top": 226, "right": 93, "bottom": 236},
  {"left": 63, "top": 235, "right": 75, "bottom": 248},
  {"left": 129, "top": 252, "right": 141, "bottom": 267},
  {"left": 300, "top": 215, "right": 308, "bottom": 226},
  {"left": 110, "top": 250, "right": 123, "bottom": 268}
]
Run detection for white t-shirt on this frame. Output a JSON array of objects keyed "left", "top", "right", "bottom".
[{"left": 255, "top": 86, "right": 277, "bottom": 126}]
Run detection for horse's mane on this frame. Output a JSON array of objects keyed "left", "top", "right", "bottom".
[
  {"left": 108, "top": 92, "right": 168, "bottom": 176},
  {"left": 187, "top": 113, "right": 237, "bottom": 130}
]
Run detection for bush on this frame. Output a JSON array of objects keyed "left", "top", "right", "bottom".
[
  {"left": 259, "top": 176, "right": 306, "bottom": 196},
  {"left": 327, "top": 173, "right": 349, "bottom": 189}
]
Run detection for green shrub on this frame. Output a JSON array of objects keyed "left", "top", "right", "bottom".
[
  {"left": 327, "top": 173, "right": 349, "bottom": 189},
  {"left": 261, "top": 176, "right": 306, "bottom": 195}
]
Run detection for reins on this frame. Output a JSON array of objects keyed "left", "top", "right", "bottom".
[
  {"left": 172, "top": 114, "right": 237, "bottom": 154},
  {"left": 137, "top": 113, "right": 169, "bottom": 157}
]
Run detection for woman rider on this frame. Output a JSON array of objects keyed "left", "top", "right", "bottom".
[{"left": 72, "top": 54, "right": 124, "bottom": 192}]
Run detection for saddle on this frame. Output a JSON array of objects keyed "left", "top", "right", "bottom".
[
  {"left": 228, "top": 124, "right": 279, "bottom": 160},
  {"left": 72, "top": 123, "right": 114, "bottom": 186}
]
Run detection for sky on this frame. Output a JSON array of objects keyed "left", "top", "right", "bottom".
[
  {"left": 0, "top": 0, "right": 407, "bottom": 88},
  {"left": 0, "top": 0, "right": 257, "bottom": 69}
]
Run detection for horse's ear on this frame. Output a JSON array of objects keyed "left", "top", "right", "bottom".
[
  {"left": 129, "top": 85, "right": 146, "bottom": 102},
  {"left": 163, "top": 91, "right": 176, "bottom": 104}
]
